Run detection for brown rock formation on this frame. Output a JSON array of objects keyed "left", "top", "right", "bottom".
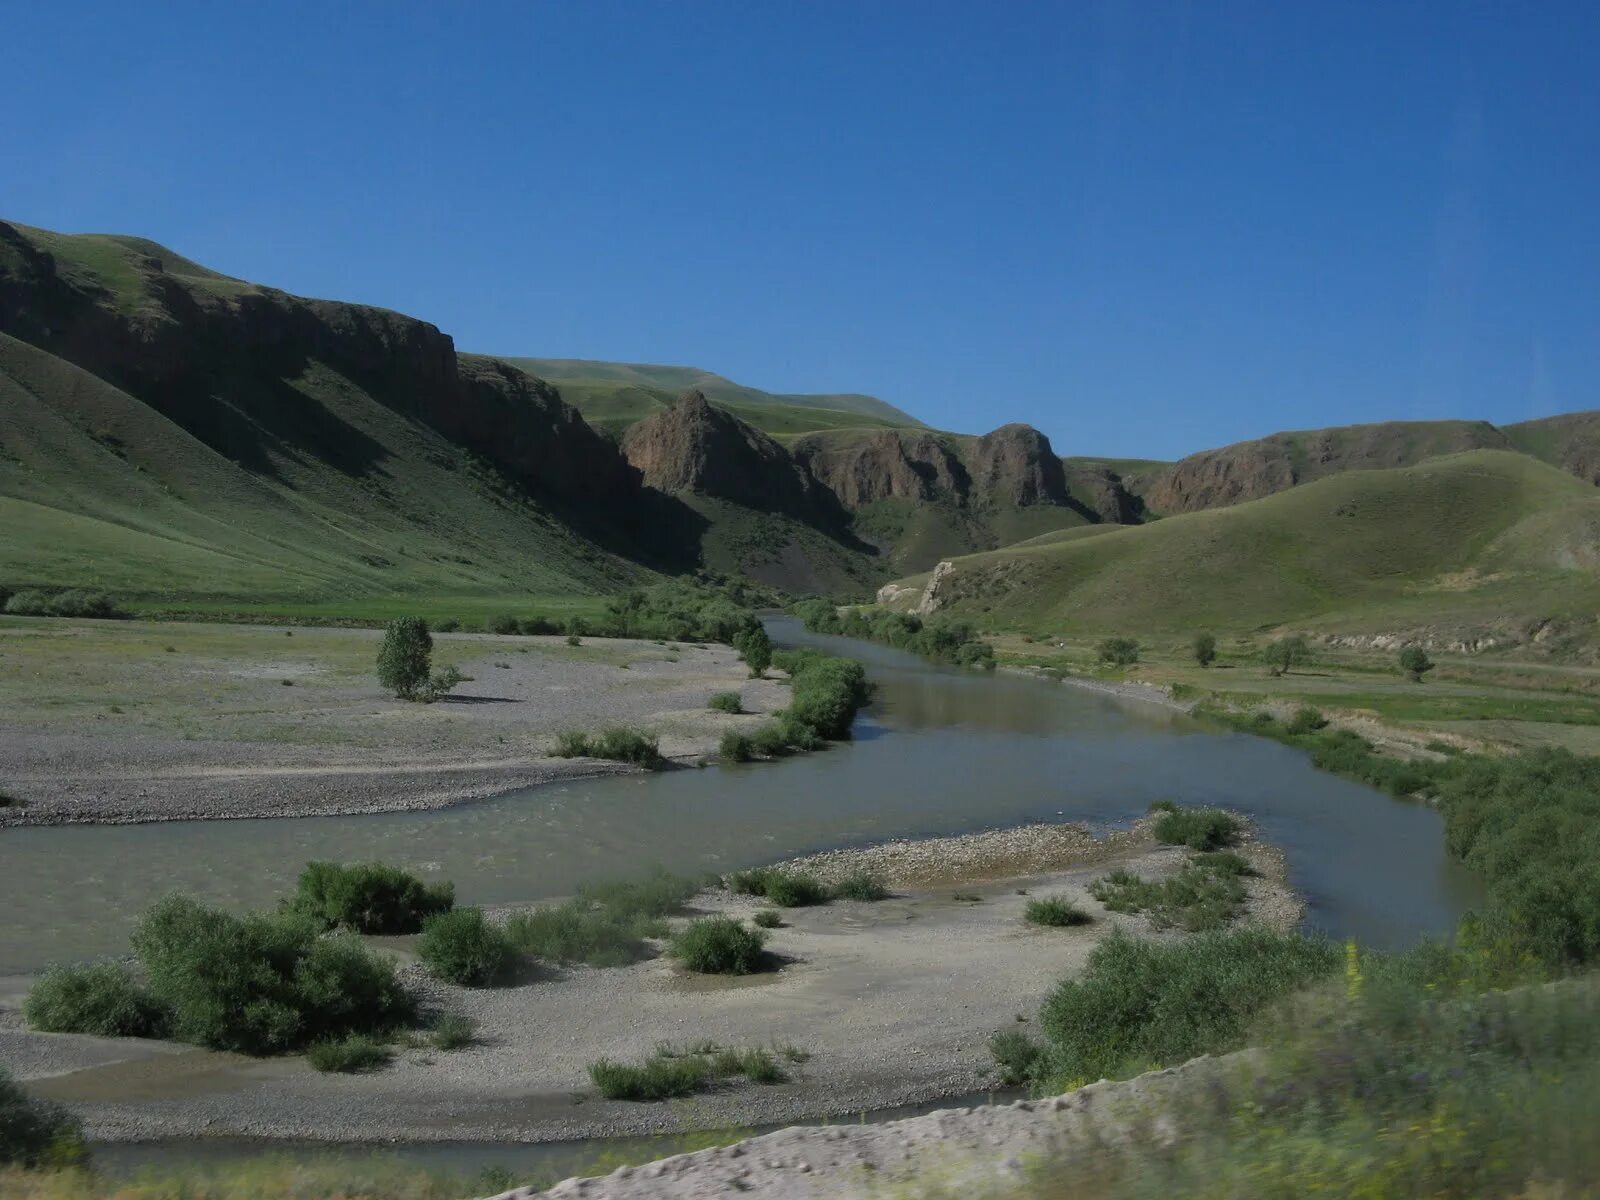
[
  {"left": 968, "top": 423, "right": 1070, "bottom": 506},
  {"left": 790, "top": 429, "right": 969, "bottom": 507}
]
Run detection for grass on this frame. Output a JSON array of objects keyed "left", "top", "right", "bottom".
[
  {"left": 668, "top": 917, "right": 768, "bottom": 974},
  {"left": 588, "top": 1042, "right": 791, "bottom": 1101},
  {"left": 550, "top": 726, "right": 662, "bottom": 767},
  {"left": 752, "top": 909, "right": 784, "bottom": 928},
  {"left": 505, "top": 871, "right": 700, "bottom": 967},
  {"left": 0, "top": 1067, "right": 85, "bottom": 1169},
  {"left": 1023, "top": 897, "right": 1091, "bottom": 927},
  {"left": 429, "top": 1012, "right": 475, "bottom": 1050},
  {"left": 306, "top": 1033, "right": 393, "bottom": 1073},
  {"left": 831, "top": 872, "right": 891, "bottom": 901},
  {"left": 417, "top": 908, "right": 515, "bottom": 987}
]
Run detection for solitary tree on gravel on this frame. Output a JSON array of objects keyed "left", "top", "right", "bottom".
[
  {"left": 378, "top": 617, "right": 433, "bottom": 700},
  {"left": 1192, "top": 632, "right": 1217, "bottom": 668},
  {"left": 736, "top": 625, "right": 773, "bottom": 678},
  {"left": 1399, "top": 645, "right": 1435, "bottom": 683}
]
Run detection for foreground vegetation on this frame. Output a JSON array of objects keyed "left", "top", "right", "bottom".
[{"left": 792, "top": 599, "right": 996, "bottom": 667}]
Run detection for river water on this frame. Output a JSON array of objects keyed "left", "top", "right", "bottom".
[{"left": 0, "top": 617, "right": 1480, "bottom": 972}]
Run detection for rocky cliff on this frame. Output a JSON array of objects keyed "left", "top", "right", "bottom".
[
  {"left": 789, "top": 429, "right": 969, "bottom": 507},
  {"left": 967, "top": 423, "right": 1071, "bottom": 506},
  {"left": 620, "top": 389, "right": 841, "bottom": 522}
]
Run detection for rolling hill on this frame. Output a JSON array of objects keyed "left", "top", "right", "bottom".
[{"left": 887, "top": 451, "right": 1600, "bottom": 651}]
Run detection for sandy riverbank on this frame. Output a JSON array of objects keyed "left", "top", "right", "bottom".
[
  {"left": 0, "top": 620, "right": 787, "bottom": 825},
  {"left": 1, "top": 819, "right": 1299, "bottom": 1145}
]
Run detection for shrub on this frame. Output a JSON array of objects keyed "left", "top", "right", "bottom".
[
  {"left": 0, "top": 1067, "right": 86, "bottom": 1168},
  {"left": 376, "top": 617, "right": 432, "bottom": 700},
  {"left": 1034, "top": 928, "right": 1340, "bottom": 1085},
  {"left": 487, "top": 614, "right": 519, "bottom": 635},
  {"left": 130, "top": 895, "right": 415, "bottom": 1054},
  {"left": 752, "top": 909, "right": 783, "bottom": 928},
  {"left": 1089, "top": 861, "right": 1248, "bottom": 932},
  {"left": 708, "top": 691, "right": 743, "bottom": 714},
  {"left": 288, "top": 861, "right": 454, "bottom": 934},
  {"left": 748, "top": 722, "right": 793, "bottom": 757},
  {"left": 781, "top": 652, "right": 871, "bottom": 740},
  {"left": 1152, "top": 805, "right": 1241, "bottom": 850},
  {"left": 433, "top": 618, "right": 460, "bottom": 633},
  {"left": 3, "top": 589, "right": 127, "bottom": 619},
  {"left": 566, "top": 634, "right": 581, "bottom": 646},
  {"left": 419, "top": 664, "right": 464, "bottom": 702},
  {"left": 1097, "top": 637, "right": 1140, "bottom": 666},
  {"left": 430, "top": 1012, "right": 476, "bottom": 1050},
  {"left": 1192, "top": 631, "right": 1217, "bottom": 667},
  {"left": 734, "top": 625, "right": 773, "bottom": 677},
  {"left": 550, "top": 727, "right": 660, "bottom": 767},
  {"left": 989, "top": 1029, "right": 1043, "bottom": 1085},
  {"left": 831, "top": 873, "right": 890, "bottom": 902},
  {"left": 669, "top": 917, "right": 767, "bottom": 974},
  {"left": 23, "top": 962, "right": 167, "bottom": 1038},
  {"left": 505, "top": 872, "right": 698, "bottom": 968},
  {"left": 418, "top": 908, "right": 515, "bottom": 987},
  {"left": 306, "top": 1033, "right": 392, "bottom": 1073},
  {"left": 729, "top": 868, "right": 829, "bottom": 907},
  {"left": 519, "top": 617, "right": 559, "bottom": 635},
  {"left": 794, "top": 602, "right": 995, "bottom": 668},
  {"left": 1400, "top": 644, "right": 1435, "bottom": 682},
  {"left": 1025, "top": 897, "right": 1091, "bottom": 927},
  {"left": 1285, "top": 706, "right": 1327, "bottom": 734},
  {"left": 718, "top": 730, "right": 754, "bottom": 762}
]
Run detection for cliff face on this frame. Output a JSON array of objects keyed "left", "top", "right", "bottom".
[
  {"left": 0, "top": 220, "right": 639, "bottom": 506},
  {"left": 621, "top": 389, "right": 840, "bottom": 522},
  {"left": 790, "top": 430, "right": 969, "bottom": 507},
  {"left": 968, "top": 423, "right": 1070, "bottom": 506},
  {"left": 1146, "top": 420, "right": 1510, "bottom": 515}
]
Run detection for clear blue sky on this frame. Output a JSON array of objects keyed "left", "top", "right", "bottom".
[{"left": 4, "top": 1, "right": 1596, "bottom": 459}]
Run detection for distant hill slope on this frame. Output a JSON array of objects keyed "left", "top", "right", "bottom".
[
  {"left": 502, "top": 356, "right": 926, "bottom": 439},
  {"left": 890, "top": 451, "right": 1600, "bottom": 649}
]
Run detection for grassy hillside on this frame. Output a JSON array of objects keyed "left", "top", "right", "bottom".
[
  {"left": 0, "top": 331, "right": 643, "bottom": 612},
  {"left": 503, "top": 357, "right": 925, "bottom": 438},
  {"left": 895, "top": 451, "right": 1600, "bottom": 639}
]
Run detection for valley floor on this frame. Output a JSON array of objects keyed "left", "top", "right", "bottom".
[
  {"left": 0, "top": 822, "right": 1297, "bottom": 1146},
  {"left": 0, "top": 618, "right": 786, "bottom": 824}
]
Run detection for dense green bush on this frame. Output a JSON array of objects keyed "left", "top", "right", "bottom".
[
  {"left": 1285, "top": 705, "right": 1328, "bottom": 734},
  {"left": 22, "top": 962, "right": 166, "bottom": 1038},
  {"left": 752, "top": 909, "right": 783, "bottom": 928},
  {"left": 792, "top": 600, "right": 996, "bottom": 669},
  {"left": 1024, "top": 897, "right": 1091, "bottom": 927},
  {"left": 590, "top": 1054, "right": 711, "bottom": 1100},
  {"left": 728, "top": 867, "right": 829, "bottom": 907},
  {"left": 0, "top": 1067, "right": 85, "bottom": 1168},
  {"left": 2, "top": 588, "right": 127, "bottom": 619},
  {"left": 1096, "top": 637, "right": 1140, "bottom": 666},
  {"left": 130, "top": 895, "right": 415, "bottom": 1054},
  {"left": 989, "top": 1030, "right": 1044, "bottom": 1085},
  {"left": 1192, "top": 631, "right": 1217, "bottom": 667},
  {"left": 376, "top": 617, "right": 433, "bottom": 700},
  {"left": 600, "top": 578, "right": 776, "bottom": 644},
  {"left": 734, "top": 624, "right": 773, "bottom": 676},
  {"left": 288, "top": 861, "right": 454, "bottom": 934},
  {"left": 418, "top": 908, "right": 515, "bottom": 987},
  {"left": 487, "top": 614, "right": 520, "bottom": 635},
  {"left": 1262, "top": 634, "right": 1310, "bottom": 675},
  {"left": 550, "top": 726, "right": 661, "bottom": 767},
  {"left": 1152, "top": 805, "right": 1240, "bottom": 850},
  {"left": 306, "top": 1033, "right": 392, "bottom": 1073},
  {"left": 1089, "top": 860, "right": 1248, "bottom": 932},
  {"left": 1399, "top": 644, "right": 1435, "bottom": 681},
  {"left": 1030, "top": 928, "right": 1340, "bottom": 1086},
  {"left": 831, "top": 873, "right": 890, "bottom": 902},
  {"left": 669, "top": 917, "right": 767, "bottom": 974},
  {"left": 430, "top": 1012, "right": 476, "bottom": 1050},
  {"left": 718, "top": 730, "right": 754, "bottom": 762},
  {"left": 708, "top": 691, "right": 743, "bottom": 714},
  {"left": 778, "top": 649, "right": 871, "bottom": 739}
]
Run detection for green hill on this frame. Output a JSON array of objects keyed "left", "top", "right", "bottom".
[
  {"left": 893, "top": 451, "right": 1600, "bottom": 640},
  {"left": 501, "top": 357, "right": 925, "bottom": 439}
]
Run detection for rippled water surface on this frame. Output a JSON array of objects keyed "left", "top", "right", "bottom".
[{"left": 0, "top": 618, "right": 1480, "bottom": 970}]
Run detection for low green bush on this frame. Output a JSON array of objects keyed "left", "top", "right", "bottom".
[
  {"left": 752, "top": 909, "right": 783, "bottom": 928},
  {"left": 3, "top": 589, "right": 127, "bottom": 619},
  {"left": 130, "top": 895, "right": 415, "bottom": 1054},
  {"left": 306, "top": 1033, "right": 392, "bottom": 1073},
  {"left": 719, "top": 730, "right": 754, "bottom": 762},
  {"left": 550, "top": 727, "right": 661, "bottom": 767},
  {"left": 748, "top": 722, "right": 794, "bottom": 757},
  {"left": 669, "top": 917, "right": 767, "bottom": 974},
  {"left": 989, "top": 1029, "right": 1043, "bottom": 1085},
  {"left": 1152, "top": 805, "right": 1241, "bottom": 850},
  {"left": 0, "top": 1067, "right": 86, "bottom": 1168},
  {"left": 792, "top": 601, "right": 995, "bottom": 668},
  {"left": 1089, "top": 858, "right": 1248, "bottom": 932},
  {"left": 590, "top": 1054, "right": 711, "bottom": 1100},
  {"left": 831, "top": 873, "right": 890, "bottom": 902},
  {"left": 1024, "top": 897, "right": 1091, "bottom": 927},
  {"left": 287, "top": 861, "right": 454, "bottom": 934},
  {"left": 487, "top": 614, "right": 519, "bottom": 635},
  {"left": 430, "top": 1012, "right": 476, "bottom": 1050},
  {"left": 506, "top": 873, "right": 699, "bottom": 968},
  {"left": 22, "top": 962, "right": 166, "bottom": 1038},
  {"left": 708, "top": 691, "right": 743, "bottom": 714},
  {"left": 1286, "top": 705, "right": 1328, "bottom": 734},
  {"left": 1032, "top": 927, "right": 1340, "bottom": 1086},
  {"left": 728, "top": 868, "right": 829, "bottom": 907},
  {"left": 418, "top": 908, "right": 515, "bottom": 987},
  {"left": 1096, "top": 637, "right": 1140, "bottom": 666}
]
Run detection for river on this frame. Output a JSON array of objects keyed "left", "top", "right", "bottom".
[{"left": 0, "top": 617, "right": 1480, "bottom": 973}]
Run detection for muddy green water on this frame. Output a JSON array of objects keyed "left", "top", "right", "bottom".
[{"left": 0, "top": 618, "right": 1480, "bottom": 972}]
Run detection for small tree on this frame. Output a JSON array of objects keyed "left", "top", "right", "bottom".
[
  {"left": 1192, "top": 632, "right": 1217, "bottom": 668},
  {"left": 377, "top": 617, "right": 432, "bottom": 700},
  {"left": 735, "top": 625, "right": 773, "bottom": 678},
  {"left": 1263, "top": 635, "right": 1309, "bottom": 677},
  {"left": 1399, "top": 645, "right": 1435, "bottom": 683},
  {"left": 1097, "top": 637, "right": 1140, "bottom": 666}
]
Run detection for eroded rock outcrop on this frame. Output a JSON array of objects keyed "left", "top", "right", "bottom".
[
  {"left": 620, "top": 389, "right": 839, "bottom": 521},
  {"left": 790, "top": 429, "right": 969, "bottom": 507},
  {"left": 968, "top": 423, "right": 1070, "bottom": 506}
]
